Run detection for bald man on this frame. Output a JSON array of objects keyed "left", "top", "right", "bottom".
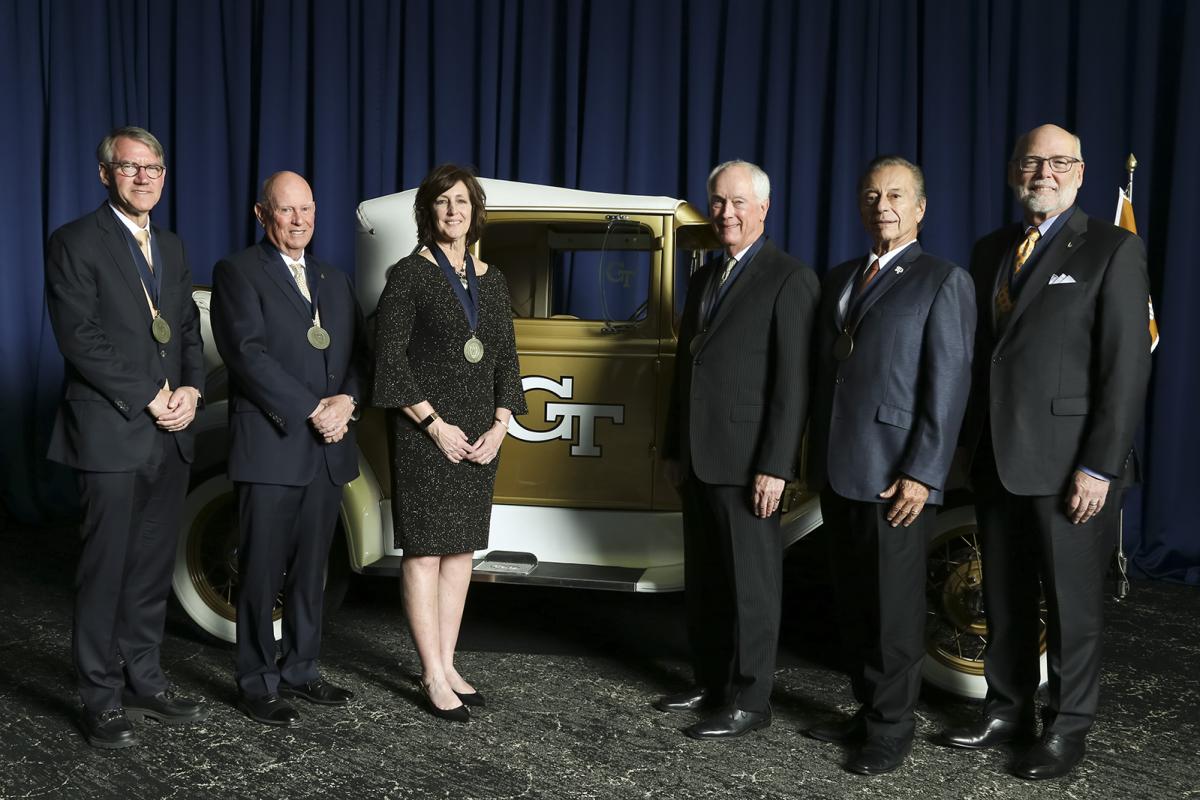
[
  {"left": 942, "top": 125, "right": 1151, "bottom": 779},
  {"left": 211, "top": 172, "right": 366, "bottom": 726}
]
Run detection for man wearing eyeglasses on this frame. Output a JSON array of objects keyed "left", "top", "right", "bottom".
[
  {"left": 942, "top": 124, "right": 1152, "bottom": 779},
  {"left": 45, "top": 126, "right": 208, "bottom": 748}
]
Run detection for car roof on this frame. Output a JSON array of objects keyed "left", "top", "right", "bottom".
[
  {"left": 357, "top": 177, "right": 688, "bottom": 223},
  {"left": 355, "top": 178, "right": 699, "bottom": 314}
]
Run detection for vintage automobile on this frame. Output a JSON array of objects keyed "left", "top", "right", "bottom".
[{"left": 174, "top": 178, "right": 1046, "bottom": 700}]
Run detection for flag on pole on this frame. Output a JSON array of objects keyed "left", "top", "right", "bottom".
[{"left": 1115, "top": 186, "right": 1160, "bottom": 352}]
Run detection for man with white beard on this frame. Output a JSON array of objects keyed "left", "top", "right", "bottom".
[{"left": 940, "top": 124, "right": 1152, "bottom": 780}]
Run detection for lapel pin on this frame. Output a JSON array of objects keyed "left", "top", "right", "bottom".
[
  {"left": 894, "top": 266, "right": 904, "bottom": 274},
  {"left": 1067, "top": 241, "right": 1074, "bottom": 248}
]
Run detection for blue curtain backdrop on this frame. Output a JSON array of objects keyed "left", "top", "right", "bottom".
[{"left": 2, "top": 0, "right": 1196, "bottom": 582}]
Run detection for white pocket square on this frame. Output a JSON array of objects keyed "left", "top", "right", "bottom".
[{"left": 1049, "top": 273, "right": 1077, "bottom": 285}]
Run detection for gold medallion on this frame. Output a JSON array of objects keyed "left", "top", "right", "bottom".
[
  {"left": 833, "top": 331, "right": 854, "bottom": 361},
  {"left": 307, "top": 325, "right": 331, "bottom": 350},
  {"left": 151, "top": 315, "right": 172, "bottom": 344}
]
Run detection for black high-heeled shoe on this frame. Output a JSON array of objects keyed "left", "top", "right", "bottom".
[
  {"left": 416, "top": 681, "right": 470, "bottom": 723},
  {"left": 455, "top": 690, "right": 486, "bottom": 708}
]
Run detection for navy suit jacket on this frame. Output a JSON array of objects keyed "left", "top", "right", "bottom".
[
  {"left": 959, "top": 209, "right": 1152, "bottom": 494},
  {"left": 807, "top": 243, "right": 975, "bottom": 506},
  {"left": 211, "top": 240, "right": 365, "bottom": 487},
  {"left": 45, "top": 204, "right": 205, "bottom": 470},
  {"left": 664, "top": 239, "right": 820, "bottom": 485}
]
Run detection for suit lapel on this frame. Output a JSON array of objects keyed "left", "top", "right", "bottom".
[
  {"left": 95, "top": 206, "right": 154, "bottom": 322},
  {"left": 999, "top": 210, "right": 1088, "bottom": 344},
  {"left": 701, "top": 242, "right": 769, "bottom": 341},
  {"left": 259, "top": 241, "right": 313, "bottom": 321},
  {"left": 982, "top": 225, "right": 1022, "bottom": 335},
  {"left": 845, "top": 242, "right": 922, "bottom": 332},
  {"left": 833, "top": 259, "right": 863, "bottom": 330}
]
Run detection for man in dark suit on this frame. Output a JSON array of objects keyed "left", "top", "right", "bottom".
[
  {"left": 45, "top": 126, "right": 209, "bottom": 748},
  {"left": 941, "top": 125, "right": 1152, "bottom": 779},
  {"left": 659, "top": 160, "right": 820, "bottom": 739},
  {"left": 805, "top": 156, "right": 975, "bottom": 773},
  {"left": 211, "top": 171, "right": 364, "bottom": 726}
]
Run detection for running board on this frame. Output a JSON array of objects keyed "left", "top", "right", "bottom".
[{"left": 358, "top": 552, "right": 645, "bottom": 591}]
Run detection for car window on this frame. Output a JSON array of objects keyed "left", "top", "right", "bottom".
[
  {"left": 481, "top": 219, "right": 654, "bottom": 323},
  {"left": 674, "top": 224, "right": 719, "bottom": 327}
]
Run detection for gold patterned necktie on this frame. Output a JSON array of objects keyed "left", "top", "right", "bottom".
[
  {"left": 290, "top": 262, "right": 312, "bottom": 302},
  {"left": 996, "top": 227, "right": 1041, "bottom": 315},
  {"left": 134, "top": 229, "right": 153, "bottom": 272}
]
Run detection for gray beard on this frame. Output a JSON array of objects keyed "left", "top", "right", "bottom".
[{"left": 1016, "top": 182, "right": 1078, "bottom": 216}]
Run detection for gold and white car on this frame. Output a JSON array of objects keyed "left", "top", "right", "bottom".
[{"left": 175, "top": 179, "right": 1044, "bottom": 700}]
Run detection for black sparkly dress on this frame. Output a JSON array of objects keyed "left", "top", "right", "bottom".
[{"left": 372, "top": 253, "right": 526, "bottom": 555}]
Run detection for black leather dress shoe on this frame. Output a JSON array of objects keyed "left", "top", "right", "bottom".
[
  {"left": 123, "top": 688, "right": 210, "bottom": 724},
  {"left": 238, "top": 693, "right": 301, "bottom": 726},
  {"left": 455, "top": 690, "right": 486, "bottom": 708},
  {"left": 655, "top": 687, "right": 716, "bottom": 713},
  {"left": 81, "top": 707, "right": 138, "bottom": 749},
  {"left": 1014, "top": 733, "right": 1086, "bottom": 780},
  {"left": 847, "top": 735, "right": 912, "bottom": 775},
  {"left": 279, "top": 678, "right": 354, "bottom": 706},
  {"left": 684, "top": 707, "right": 771, "bottom": 739},
  {"left": 806, "top": 712, "right": 867, "bottom": 744},
  {"left": 941, "top": 716, "right": 1032, "bottom": 749}
]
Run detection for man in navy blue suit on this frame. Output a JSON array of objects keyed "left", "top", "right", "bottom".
[
  {"left": 806, "top": 156, "right": 975, "bottom": 774},
  {"left": 46, "top": 126, "right": 210, "bottom": 748},
  {"left": 211, "top": 171, "right": 365, "bottom": 726}
]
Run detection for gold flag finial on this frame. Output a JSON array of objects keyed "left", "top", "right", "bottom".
[{"left": 1126, "top": 153, "right": 1138, "bottom": 173}]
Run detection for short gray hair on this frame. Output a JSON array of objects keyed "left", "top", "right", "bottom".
[
  {"left": 859, "top": 155, "right": 926, "bottom": 201},
  {"left": 707, "top": 159, "right": 771, "bottom": 202},
  {"left": 96, "top": 126, "right": 165, "bottom": 165}
]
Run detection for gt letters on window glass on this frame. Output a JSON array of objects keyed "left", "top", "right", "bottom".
[{"left": 482, "top": 220, "right": 653, "bottom": 323}]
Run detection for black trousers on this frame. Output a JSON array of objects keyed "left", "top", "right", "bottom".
[
  {"left": 235, "top": 476, "right": 340, "bottom": 698},
  {"left": 74, "top": 431, "right": 189, "bottom": 713},
  {"left": 680, "top": 471, "right": 783, "bottom": 714},
  {"left": 974, "top": 459, "right": 1120, "bottom": 738},
  {"left": 820, "top": 488, "right": 930, "bottom": 740}
]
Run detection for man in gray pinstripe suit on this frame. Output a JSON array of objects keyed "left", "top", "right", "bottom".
[{"left": 658, "top": 160, "right": 820, "bottom": 739}]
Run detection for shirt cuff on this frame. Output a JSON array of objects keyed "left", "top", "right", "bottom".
[{"left": 1078, "top": 465, "right": 1113, "bottom": 482}]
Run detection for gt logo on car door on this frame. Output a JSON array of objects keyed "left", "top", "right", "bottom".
[{"left": 508, "top": 376, "right": 624, "bottom": 457}]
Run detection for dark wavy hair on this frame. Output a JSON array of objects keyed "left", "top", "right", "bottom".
[{"left": 413, "top": 163, "right": 487, "bottom": 248}]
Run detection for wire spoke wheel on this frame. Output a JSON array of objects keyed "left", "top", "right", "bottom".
[
  {"left": 174, "top": 475, "right": 283, "bottom": 643},
  {"left": 922, "top": 506, "right": 1048, "bottom": 698}
]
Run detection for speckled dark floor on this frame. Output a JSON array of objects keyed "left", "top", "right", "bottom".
[{"left": 1, "top": 516, "right": 1197, "bottom": 800}]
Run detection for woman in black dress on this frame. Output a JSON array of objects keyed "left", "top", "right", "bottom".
[{"left": 372, "top": 165, "right": 525, "bottom": 722}]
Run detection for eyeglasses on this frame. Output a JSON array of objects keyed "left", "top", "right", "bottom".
[
  {"left": 1012, "top": 156, "right": 1082, "bottom": 174},
  {"left": 107, "top": 161, "right": 165, "bottom": 179}
]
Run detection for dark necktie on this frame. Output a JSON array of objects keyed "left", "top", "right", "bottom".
[{"left": 718, "top": 256, "right": 737, "bottom": 287}]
